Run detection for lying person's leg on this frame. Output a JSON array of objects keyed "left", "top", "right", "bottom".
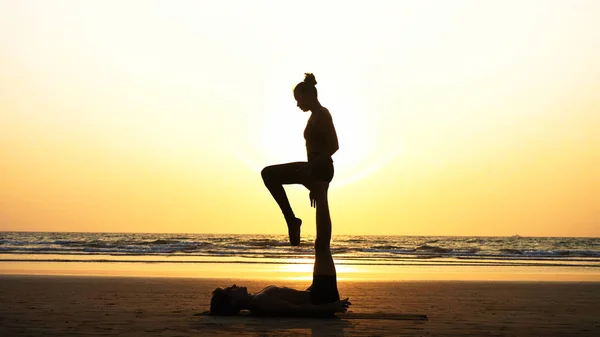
[{"left": 308, "top": 182, "right": 340, "bottom": 304}]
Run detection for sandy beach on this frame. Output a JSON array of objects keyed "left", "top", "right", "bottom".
[{"left": 1, "top": 275, "right": 598, "bottom": 336}]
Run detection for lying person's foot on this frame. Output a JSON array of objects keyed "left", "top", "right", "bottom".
[{"left": 287, "top": 217, "right": 302, "bottom": 246}]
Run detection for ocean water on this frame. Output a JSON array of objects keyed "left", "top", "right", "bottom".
[{"left": 0, "top": 232, "right": 598, "bottom": 268}]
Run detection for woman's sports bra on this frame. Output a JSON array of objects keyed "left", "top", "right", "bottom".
[{"left": 303, "top": 107, "right": 332, "bottom": 155}]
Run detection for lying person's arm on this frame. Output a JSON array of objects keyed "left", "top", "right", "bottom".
[{"left": 250, "top": 297, "right": 351, "bottom": 317}]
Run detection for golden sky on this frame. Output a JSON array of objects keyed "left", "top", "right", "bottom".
[{"left": 1, "top": 0, "right": 599, "bottom": 236}]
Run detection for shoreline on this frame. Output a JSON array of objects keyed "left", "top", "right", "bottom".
[
  {"left": 2, "top": 258, "right": 600, "bottom": 282},
  {"left": 2, "top": 273, "right": 600, "bottom": 284}
]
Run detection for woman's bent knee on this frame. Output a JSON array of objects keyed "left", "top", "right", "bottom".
[{"left": 261, "top": 166, "right": 273, "bottom": 182}]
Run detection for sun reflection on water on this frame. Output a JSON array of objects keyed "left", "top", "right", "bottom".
[{"left": 276, "top": 259, "right": 363, "bottom": 281}]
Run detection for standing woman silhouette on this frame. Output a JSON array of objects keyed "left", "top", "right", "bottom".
[{"left": 261, "top": 73, "right": 340, "bottom": 303}]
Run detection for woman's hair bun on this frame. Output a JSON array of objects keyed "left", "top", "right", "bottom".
[{"left": 303, "top": 73, "right": 317, "bottom": 87}]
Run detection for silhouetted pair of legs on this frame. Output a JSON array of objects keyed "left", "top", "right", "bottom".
[{"left": 261, "top": 161, "right": 338, "bottom": 303}]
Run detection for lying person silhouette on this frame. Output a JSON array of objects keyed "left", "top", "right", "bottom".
[
  {"left": 210, "top": 203, "right": 350, "bottom": 317},
  {"left": 209, "top": 283, "right": 351, "bottom": 317}
]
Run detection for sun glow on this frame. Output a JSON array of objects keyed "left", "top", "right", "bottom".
[
  {"left": 230, "top": 78, "right": 402, "bottom": 187},
  {"left": 1, "top": 1, "right": 599, "bottom": 236}
]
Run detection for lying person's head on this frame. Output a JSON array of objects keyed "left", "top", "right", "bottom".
[{"left": 210, "top": 284, "right": 249, "bottom": 315}]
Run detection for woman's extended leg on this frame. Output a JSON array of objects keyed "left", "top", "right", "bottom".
[{"left": 261, "top": 162, "right": 308, "bottom": 246}]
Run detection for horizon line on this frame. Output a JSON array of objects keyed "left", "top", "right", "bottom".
[{"left": 0, "top": 230, "right": 597, "bottom": 239}]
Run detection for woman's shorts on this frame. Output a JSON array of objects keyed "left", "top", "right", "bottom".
[{"left": 308, "top": 154, "right": 334, "bottom": 183}]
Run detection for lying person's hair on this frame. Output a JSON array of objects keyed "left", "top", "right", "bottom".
[{"left": 209, "top": 287, "right": 242, "bottom": 316}]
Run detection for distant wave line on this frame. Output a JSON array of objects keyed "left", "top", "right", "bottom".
[{"left": 1, "top": 258, "right": 598, "bottom": 268}]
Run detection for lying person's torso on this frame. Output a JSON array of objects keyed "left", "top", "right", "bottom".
[{"left": 254, "top": 285, "right": 311, "bottom": 305}]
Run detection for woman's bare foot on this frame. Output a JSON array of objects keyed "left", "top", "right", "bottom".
[{"left": 287, "top": 217, "right": 302, "bottom": 246}]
